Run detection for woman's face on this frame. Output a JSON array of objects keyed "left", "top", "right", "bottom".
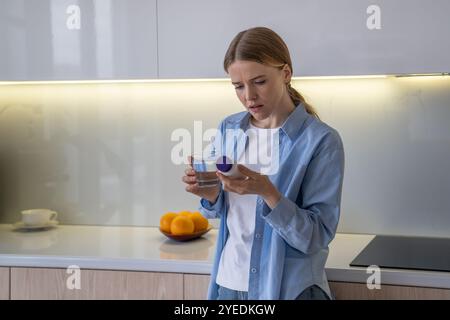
[{"left": 227, "top": 60, "right": 292, "bottom": 123}]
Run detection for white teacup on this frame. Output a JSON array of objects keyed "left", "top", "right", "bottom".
[{"left": 21, "top": 209, "right": 58, "bottom": 226}]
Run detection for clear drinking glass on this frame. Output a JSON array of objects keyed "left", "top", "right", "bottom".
[{"left": 191, "top": 153, "right": 220, "bottom": 188}]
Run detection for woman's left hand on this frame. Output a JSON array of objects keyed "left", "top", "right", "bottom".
[{"left": 216, "top": 164, "right": 282, "bottom": 209}]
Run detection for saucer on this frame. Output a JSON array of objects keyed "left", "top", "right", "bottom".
[{"left": 12, "top": 220, "right": 59, "bottom": 231}]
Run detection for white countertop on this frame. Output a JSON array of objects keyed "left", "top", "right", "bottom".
[{"left": 1, "top": 224, "right": 450, "bottom": 289}]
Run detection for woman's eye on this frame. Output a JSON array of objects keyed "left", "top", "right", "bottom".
[{"left": 234, "top": 80, "right": 265, "bottom": 90}]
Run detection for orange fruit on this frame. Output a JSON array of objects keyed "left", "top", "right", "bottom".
[
  {"left": 179, "top": 210, "right": 192, "bottom": 217},
  {"left": 190, "top": 212, "right": 209, "bottom": 232},
  {"left": 160, "top": 212, "right": 178, "bottom": 233},
  {"left": 170, "top": 215, "right": 195, "bottom": 235}
]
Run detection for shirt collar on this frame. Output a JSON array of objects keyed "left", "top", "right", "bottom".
[
  {"left": 231, "top": 102, "right": 310, "bottom": 141},
  {"left": 279, "top": 102, "right": 309, "bottom": 141}
]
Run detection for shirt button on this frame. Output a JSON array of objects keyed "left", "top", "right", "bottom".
[
  {"left": 255, "top": 233, "right": 261, "bottom": 239},
  {"left": 251, "top": 268, "right": 257, "bottom": 273}
]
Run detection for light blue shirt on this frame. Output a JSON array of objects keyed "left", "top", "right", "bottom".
[{"left": 199, "top": 103, "right": 345, "bottom": 300}]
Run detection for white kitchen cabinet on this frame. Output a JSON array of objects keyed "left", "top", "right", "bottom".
[
  {"left": 158, "top": 0, "right": 294, "bottom": 79},
  {"left": 158, "top": 0, "right": 450, "bottom": 78},
  {"left": 1, "top": 0, "right": 449, "bottom": 80},
  {"left": 291, "top": 0, "right": 450, "bottom": 76},
  {"left": 0, "top": 0, "right": 158, "bottom": 81}
]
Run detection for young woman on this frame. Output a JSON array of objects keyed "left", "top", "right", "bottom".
[{"left": 182, "top": 27, "right": 345, "bottom": 300}]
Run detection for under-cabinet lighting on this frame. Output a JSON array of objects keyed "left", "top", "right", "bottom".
[{"left": 0, "top": 73, "right": 448, "bottom": 85}]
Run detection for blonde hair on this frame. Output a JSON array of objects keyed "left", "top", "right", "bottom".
[{"left": 223, "top": 27, "right": 318, "bottom": 118}]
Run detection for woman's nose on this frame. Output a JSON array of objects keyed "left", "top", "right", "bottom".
[{"left": 245, "top": 86, "right": 257, "bottom": 102}]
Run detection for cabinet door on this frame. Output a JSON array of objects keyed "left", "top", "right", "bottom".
[
  {"left": 287, "top": 0, "right": 450, "bottom": 76},
  {"left": 329, "top": 281, "right": 450, "bottom": 300},
  {"left": 158, "top": 0, "right": 450, "bottom": 78},
  {"left": 157, "top": 0, "right": 279, "bottom": 79},
  {"left": 0, "top": 267, "right": 10, "bottom": 300},
  {"left": 184, "top": 274, "right": 210, "bottom": 300},
  {"left": 0, "top": 0, "right": 157, "bottom": 81},
  {"left": 11, "top": 268, "right": 183, "bottom": 300}
]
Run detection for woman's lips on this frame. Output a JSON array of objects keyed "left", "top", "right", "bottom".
[{"left": 249, "top": 105, "right": 264, "bottom": 112}]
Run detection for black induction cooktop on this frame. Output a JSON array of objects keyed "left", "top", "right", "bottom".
[{"left": 350, "top": 235, "right": 450, "bottom": 272}]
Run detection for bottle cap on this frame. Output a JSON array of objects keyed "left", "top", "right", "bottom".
[{"left": 216, "top": 156, "right": 233, "bottom": 173}]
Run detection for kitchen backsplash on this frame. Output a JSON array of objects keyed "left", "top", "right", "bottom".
[{"left": 1, "top": 76, "right": 449, "bottom": 237}]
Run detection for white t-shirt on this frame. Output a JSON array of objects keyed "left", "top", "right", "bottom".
[{"left": 216, "top": 121, "right": 280, "bottom": 291}]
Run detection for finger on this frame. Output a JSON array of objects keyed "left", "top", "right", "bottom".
[
  {"left": 218, "top": 170, "right": 247, "bottom": 185},
  {"left": 185, "top": 183, "right": 199, "bottom": 193},
  {"left": 223, "top": 182, "right": 245, "bottom": 195},
  {"left": 221, "top": 182, "right": 234, "bottom": 193},
  {"left": 237, "top": 164, "right": 260, "bottom": 179},
  {"left": 182, "top": 175, "right": 197, "bottom": 184},
  {"left": 219, "top": 175, "right": 248, "bottom": 195},
  {"left": 216, "top": 172, "right": 234, "bottom": 185},
  {"left": 185, "top": 168, "right": 196, "bottom": 176},
  {"left": 217, "top": 173, "right": 231, "bottom": 191}
]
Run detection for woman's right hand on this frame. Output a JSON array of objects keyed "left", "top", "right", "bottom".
[{"left": 182, "top": 156, "right": 221, "bottom": 204}]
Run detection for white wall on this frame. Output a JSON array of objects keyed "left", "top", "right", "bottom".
[{"left": 1, "top": 76, "right": 450, "bottom": 237}]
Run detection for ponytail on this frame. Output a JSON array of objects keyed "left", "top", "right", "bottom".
[{"left": 287, "top": 83, "right": 319, "bottom": 119}]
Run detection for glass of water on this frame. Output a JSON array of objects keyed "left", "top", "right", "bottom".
[{"left": 191, "top": 153, "right": 220, "bottom": 188}]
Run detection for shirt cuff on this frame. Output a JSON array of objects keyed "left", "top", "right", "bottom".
[
  {"left": 199, "top": 188, "right": 225, "bottom": 219},
  {"left": 261, "top": 195, "right": 295, "bottom": 233}
]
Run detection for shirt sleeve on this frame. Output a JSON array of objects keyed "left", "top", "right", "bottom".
[
  {"left": 199, "top": 188, "right": 226, "bottom": 219},
  {"left": 262, "top": 147, "right": 345, "bottom": 254},
  {"left": 198, "top": 119, "right": 227, "bottom": 219}
]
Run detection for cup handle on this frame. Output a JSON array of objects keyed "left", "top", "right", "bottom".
[{"left": 50, "top": 211, "right": 58, "bottom": 221}]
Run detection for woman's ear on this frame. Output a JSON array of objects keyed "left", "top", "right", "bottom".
[{"left": 282, "top": 64, "right": 292, "bottom": 83}]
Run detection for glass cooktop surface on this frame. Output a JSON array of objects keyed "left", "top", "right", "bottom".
[{"left": 350, "top": 235, "right": 450, "bottom": 272}]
